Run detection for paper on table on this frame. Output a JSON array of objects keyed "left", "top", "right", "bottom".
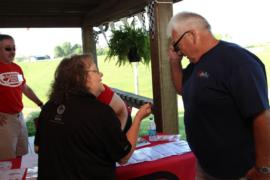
[
  {"left": 136, "top": 137, "right": 150, "bottom": 148},
  {"left": 0, "top": 168, "right": 26, "bottom": 180},
  {"left": 26, "top": 166, "right": 38, "bottom": 179},
  {"left": 166, "top": 141, "right": 191, "bottom": 154},
  {"left": 130, "top": 149, "right": 152, "bottom": 162},
  {"left": 151, "top": 144, "right": 175, "bottom": 156},
  {"left": 154, "top": 134, "right": 181, "bottom": 142},
  {"left": 120, "top": 140, "right": 191, "bottom": 166},
  {"left": 0, "top": 161, "right": 12, "bottom": 171},
  {"left": 161, "top": 141, "right": 190, "bottom": 154},
  {"left": 139, "top": 147, "right": 165, "bottom": 160}
]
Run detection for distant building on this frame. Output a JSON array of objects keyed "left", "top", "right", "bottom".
[{"left": 30, "top": 55, "right": 51, "bottom": 61}]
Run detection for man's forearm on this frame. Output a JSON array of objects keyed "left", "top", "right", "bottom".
[
  {"left": 253, "top": 110, "right": 270, "bottom": 167},
  {"left": 169, "top": 60, "right": 183, "bottom": 95},
  {"left": 23, "top": 84, "right": 43, "bottom": 107}
]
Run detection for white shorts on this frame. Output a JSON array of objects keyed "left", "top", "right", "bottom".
[{"left": 0, "top": 112, "right": 28, "bottom": 160}]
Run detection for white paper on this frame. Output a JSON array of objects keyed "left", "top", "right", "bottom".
[
  {"left": 153, "top": 145, "right": 175, "bottom": 156},
  {"left": 130, "top": 149, "right": 152, "bottom": 162},
  {"left": 120, "top": 140, "right": 191, "bottom": 166},
  {"left": 0, "top": 161, "right": 12, "bottom": 171},
  {"left": 136, "top": 137, "right": 151, "bottom": 147},
  {"left": 139, "top": 147, "right": 164, "bottom": 160},
  {"left": 25, "top": 166, "right": 38, "bottom": 179},
  {"left": 154, "top": 134, "right": 181, "bottom": 142},
  {"left": 0, "top": 168, "right": 26, "bottom": 180}
]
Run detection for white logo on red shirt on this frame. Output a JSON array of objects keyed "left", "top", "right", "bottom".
[{"left": 0, "top": 72, "right": 24, "bottom": 87}]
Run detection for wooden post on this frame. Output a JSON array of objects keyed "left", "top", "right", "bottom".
[
  {"left": 150, "top": 0, "right": 179, "bottom": 134},
  {"left": 81, "top": 25, "right": 97, "bottom": 65}
]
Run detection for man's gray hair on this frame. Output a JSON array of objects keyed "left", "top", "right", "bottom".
[
  {"left": 0, "top": 34, "right": 14, "bottom": 42},
  {"left": 167, "top": 11, "right": 211, "bottom": 38}
]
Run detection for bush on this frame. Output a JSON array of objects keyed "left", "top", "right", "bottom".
[{"left": 25, "top": 111, "right": 40, "bottom": 136}]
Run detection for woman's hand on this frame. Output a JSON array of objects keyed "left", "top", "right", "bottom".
[{"left": 135, "top": 103, "right": 152, "bottom": 121}]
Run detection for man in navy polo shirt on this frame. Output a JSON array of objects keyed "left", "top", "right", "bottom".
[{"left": 167, "top": 12, "right": 270, "bottom": 179}]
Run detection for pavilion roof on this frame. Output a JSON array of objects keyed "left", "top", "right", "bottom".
[{"left": 0, "top": 0, "right": 181, "bottom": 28}]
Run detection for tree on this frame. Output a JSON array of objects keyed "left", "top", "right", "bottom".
[
  {"left": 54, "top": 42, "right": 82, "bottom": 58},
  {"left": 214, "top": 33, "right": 231, "bottom": 41}
]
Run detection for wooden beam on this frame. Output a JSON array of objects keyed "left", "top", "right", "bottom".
[
  {"left": 82, "top": 26, "right": 97, "bottom": 64},
  {"left": 150, "top": 0, "right": 179, "bottom": 134}
]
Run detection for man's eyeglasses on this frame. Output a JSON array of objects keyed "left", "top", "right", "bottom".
[
  {"left": 173, "top": 31, "right": 191, "bottom": 52},
  {"left": 4, "top": 47, "right": 16, "bottom": 52}
]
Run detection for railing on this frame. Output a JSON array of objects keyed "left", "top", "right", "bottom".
[{"left": 113, "top": 88, "right": 153, "bottom": 109}]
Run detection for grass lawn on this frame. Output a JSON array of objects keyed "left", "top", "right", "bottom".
[
  {"left": 18, "top": 43, "right": 270, "bottom": 138},
  {"left": 20, "top": 56, "right": 154, "bottom": 108}
]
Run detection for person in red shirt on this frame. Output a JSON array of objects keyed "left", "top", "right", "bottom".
[{"left": 0, "top": 34, "right": 43, "bottom": 160}]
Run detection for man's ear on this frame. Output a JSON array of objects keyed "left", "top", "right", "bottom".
[{"left": 190, "top": 30, "right": 198, "bottom": 44}]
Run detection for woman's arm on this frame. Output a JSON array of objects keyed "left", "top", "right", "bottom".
[
  {"left": 109, "top": 93, "right": 128, "bottom": 130},
  {"left": 118, "top": 103, "right": 151, "bottom": 164}
]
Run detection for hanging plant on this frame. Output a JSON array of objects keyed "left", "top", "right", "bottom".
[{"left": 106, "top": 25, "right": 150, "bottom": 66}]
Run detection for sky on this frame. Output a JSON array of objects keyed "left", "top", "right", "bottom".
[
  {"left": 174, "top": 0, "right": 270, "bottom": 45},
  {"left": 0, "top": 0, "right": 269, "bottom": 57}
]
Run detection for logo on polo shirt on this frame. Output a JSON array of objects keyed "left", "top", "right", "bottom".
[
  {"left": 57, "top": 104, "right": 66, "bottom": 115},
  {"left": 51, "top": 104, "right": 66, "bottom": 125},
  {"left": 197, "top": 70, "right": 209, "bottom": 78},
  {"left": 0, "top": 72, "right": 24, "bottom": 87}
]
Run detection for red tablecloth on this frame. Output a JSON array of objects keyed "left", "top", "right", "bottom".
[
  {"left": 116, "top": 138, "right": 196, "bottom": 180},
  {"left": 1, "top": 137, "right": 196, "bottom": 180},
  {"left": 4, "top": 157, "right": 22, "bottom": 169}
]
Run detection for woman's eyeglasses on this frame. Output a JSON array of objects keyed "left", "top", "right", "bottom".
[{"left": 4, "top": 47, "right": 16, "bottom": 52}]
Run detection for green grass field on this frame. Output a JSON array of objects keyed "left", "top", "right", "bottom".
[
  {"left": 20, "top": 44, "right": 270, "bottom": 107},
  {"left": 20, "top": 56, "right": 154, "bottom": 108},
  {"left": 18, "top": 44, "right": 270, "bottom": 138}
]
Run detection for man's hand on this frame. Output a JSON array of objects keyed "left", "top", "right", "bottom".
[
  {"left": 167, "top": 46, "right": 184, "bottom": 95},
  {"left": 168, "top": 46, "right": 183, "bottom": 64},
  {"left": 0, "top": 114, "right": 7, "bottom": 126}
]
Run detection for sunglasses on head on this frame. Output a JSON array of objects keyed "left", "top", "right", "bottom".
[{"left": 4, "top": 47, "right": 16, "bottom": 52}]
